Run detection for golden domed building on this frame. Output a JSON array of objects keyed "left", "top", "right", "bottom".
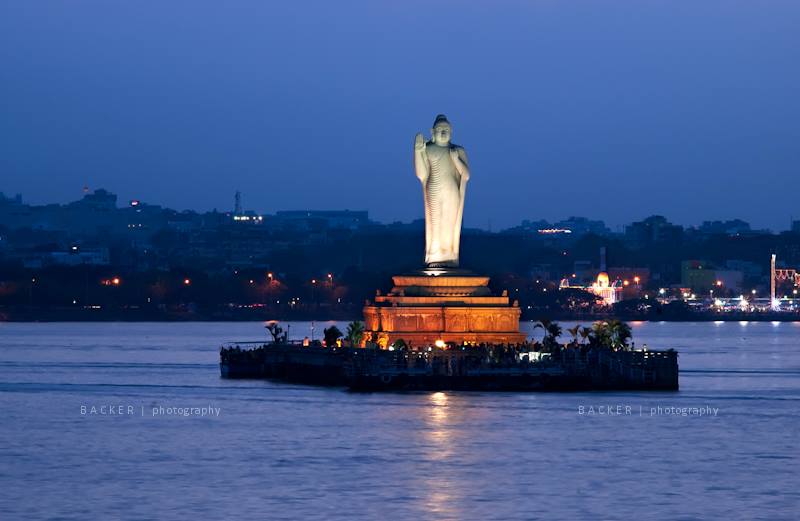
[{"left": 560, "top": 271, "right": 623, "bottom": 306}]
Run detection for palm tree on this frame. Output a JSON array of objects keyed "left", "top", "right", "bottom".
[
  {"left": 323, "top": 325, "right": 343, "bottom": 348},
  {"left": 589, "top": 321, "right": 612, "bottom": 349},
  {"left": 579, "top": 327, "right": 592, "bottom": 346},
  {"left": 265, "top": 321, "right": 286, "bottom": 344},
  {"left": 534, "top": 319, "right": 562, "bottom": 352},
  {"left": 390, "top": 338, "right": 408, "bottom": 351},
  {"left": 346, "top": 321, "right": 365, "bottom": 348},
  {"left": 608, "top": 320, "right": 632, "bottom": 351},
  {"left": 567, "top": 325, "right": 580, "bottom": 348},
  {"left": 546, "top": 322, "right": 563, "bottom": 349},
  {"left": 533, "top": 319, "right": 553, "bottom": 339}
]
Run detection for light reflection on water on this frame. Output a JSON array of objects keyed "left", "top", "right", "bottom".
[{"left": 0, "top": 321, "right": 798, "bottom": 520}]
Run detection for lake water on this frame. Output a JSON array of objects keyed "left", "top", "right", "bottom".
[{"left": 1, "top": 321, "right": 798, "bottom": 520}]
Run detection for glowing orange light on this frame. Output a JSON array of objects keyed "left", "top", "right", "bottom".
[
  {"left": 716, "top": 280, "right": 723, "bottom": 287},
  {"left": 434, "top": 339, "right": 446, "bottom": 348},
  {"left": 112, "top": 277, "right": 120, "bottom": 286},
  {"left": 623, "top": 280, "right": 630, "bottom": 286},
  {"left": 633, "top": 276, "right": 640, "bottom": 284},
  {"left": 183, "top": 278, "right": 191, "bottom": 285}
]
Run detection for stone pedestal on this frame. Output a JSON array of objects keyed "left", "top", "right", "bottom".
[{"left": 363, "top": 269, "right": 527, "bottom": 347}]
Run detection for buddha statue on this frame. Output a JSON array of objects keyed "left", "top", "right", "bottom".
[{"left": 414, "top": 114, "right": 470, "bottom": 268}]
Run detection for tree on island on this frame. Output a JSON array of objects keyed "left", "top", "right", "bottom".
[
  {"left": 567, "top": 325, "right": 581, "bottom": 348},
  {"left": 323, "top": 325, "right": 343, "bottom": 348},
  {"left": 346, "top": 321, "right": 365, "bottom": 348},
  {"left": 534, "top": 319, "right": 563, "bottom": 352},
  {"left": 588, "top": 320, "right": 632, "bottom": 351},
  {"left": 265, "top": 321, "right": 288, "bottom": 344},
  {"left": 579, "top": 326, "right": 592, "bottom": 346},
  {"left": 608, "top": 320, "right": 633, "bottom": 350},
  {"left": 390, "top": 338, "right": 408, "bottom": 351}
]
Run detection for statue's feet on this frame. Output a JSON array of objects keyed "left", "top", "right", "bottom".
[{"left": 426, "top": 261, "right": 459, "bottom": 269}]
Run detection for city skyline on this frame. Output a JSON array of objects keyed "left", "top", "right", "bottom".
[
  {"left": 1, "top": 187, "right": 793, "bottom": 234},
  {"left": 2, "top": 1, "right": 799, "bottom": 231}
]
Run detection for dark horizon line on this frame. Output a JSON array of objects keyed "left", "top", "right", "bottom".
[{"left": 2, "top": 188, "right": 795, "bottom": 234}]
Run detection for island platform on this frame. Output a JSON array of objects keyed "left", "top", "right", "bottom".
[{"left": 220, "top": 343, "right": 679, "bottom": 391}]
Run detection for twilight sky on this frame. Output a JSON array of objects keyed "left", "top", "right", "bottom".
[{"left": 1, "top": 1, "right": 798, "bottom": 231}]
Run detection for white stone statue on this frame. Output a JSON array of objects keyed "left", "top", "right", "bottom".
[{"left": 414, "top": 114, "right": 470, "bottom": 268}]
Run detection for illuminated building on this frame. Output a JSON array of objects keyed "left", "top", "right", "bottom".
[
  {"left": 560, "top": 272, "right": 623, "bottom": 306},
  {"left": 363, "top": 271, "right": 526, "bottom": 346}
]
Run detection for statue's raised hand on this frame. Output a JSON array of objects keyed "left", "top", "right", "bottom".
[{"left": 414, "top": 133, "right": 425, "bottom": 151}]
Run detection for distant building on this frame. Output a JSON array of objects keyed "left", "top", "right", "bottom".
[
  {"left": 698, "top": 219, "right": 751, "bottom": 236},
  {"left": 49, "top": 247, "right": 110, "bottom": 266},
  {"left": 0, "top": 192, "right": 23, "bottom": 205},
  {"left": 504, "top": 217, "right": 609, "bottom": 238},
  {"left": 70, "top": 189, "right": 117, "bottom": 211},
  {"left": 724, "top": 259, "right": 762, "bottom": 279},
  {"left": 625, "top": 216, "right": 683, "bottom": 247},
  {"left": 552, "top": 216, "right": 611, "bottom": 236},
  {"left": 23, "top": 247, "right": 110, "bottom": 268},
  {"left": 560, "top": 272, "right": 623, "bottom": 306},
  {"left": 275, "top": 210, "right": 370, "bottom": 231},
  {"left": 681, "top": 260, "right": 743, "bottom": 292}
]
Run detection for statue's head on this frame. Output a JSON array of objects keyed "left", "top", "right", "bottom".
[{"left": 431, "top": 114, "right": 452, "bottom": 146}]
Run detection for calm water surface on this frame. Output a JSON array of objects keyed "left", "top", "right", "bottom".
[{"left": 1, "top": 321, "right": 798, "bottom": 520}]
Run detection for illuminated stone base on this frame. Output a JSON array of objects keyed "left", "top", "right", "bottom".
[{"left": 363, "top": 269, "right": 527, "bottom": 347}]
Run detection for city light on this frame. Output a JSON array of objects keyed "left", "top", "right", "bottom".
[
  {"left": 112, "top": 277, "right": 120, "bottom": 286},
  {"left": 633, "top": 276, "right": 640, "bottom": 284},
  {"left": 183, "top": 278, "right": 191, "bottom": 285},
  {"left": 434, "top": 339, "right": 446, "bottom": 348}
]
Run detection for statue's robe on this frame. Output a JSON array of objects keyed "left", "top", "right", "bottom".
[{"left": 421, "top": 143, "right": 466, "bottom": 267}]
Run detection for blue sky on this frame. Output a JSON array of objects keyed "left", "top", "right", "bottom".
[{"left": 1, "top": 1, "right": 798, "bottom": 230}]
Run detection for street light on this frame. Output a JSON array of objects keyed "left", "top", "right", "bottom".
[{"left": 183, "top": 278, "right": 191, "bottom": 285}]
